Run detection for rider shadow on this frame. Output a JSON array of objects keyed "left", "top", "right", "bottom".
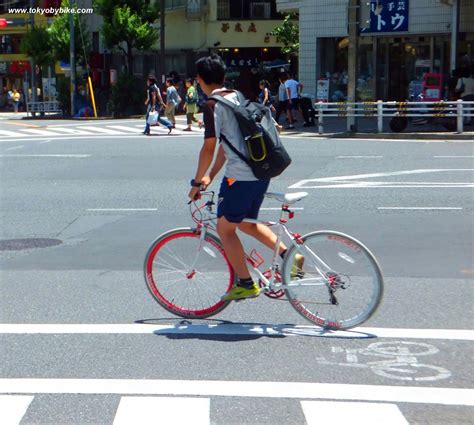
[{"left": 135, "top": 318, "right": 376, "bottom": 341}]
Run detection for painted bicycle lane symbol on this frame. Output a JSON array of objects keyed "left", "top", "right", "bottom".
[{"left": 317, "top": 341, "right": 451, "bottom": 382}]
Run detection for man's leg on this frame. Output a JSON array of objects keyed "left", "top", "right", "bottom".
[
  {"left": 217, "top": 217, "right": 251, "bottom": 279},
  {"left": 238, "top": 222, "right": 287, "bottom": 254}
]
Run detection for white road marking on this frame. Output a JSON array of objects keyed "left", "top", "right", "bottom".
[
  {"left": 378, "top": 207, "right": 463, "bottom": 210},
  {"left": 43, "top": 127, "right": 94, "bottom": 135},
  {"left": 301, "top": 401, "right": 408, "bottom": 425},
  {"left": 78, "top": 126, "right": 124, "bottom": 135},
  {"left": 0, "top": 129, "right": 20, "bottom": 137},
  {"left": 5, "top": 145, "right": 24, "bottom": 151},
  {"left": 0, "top": 154, "right": 90, "bottom": 158},
  {"left": 114, "top": 397, "right": 209, "bottom": 425},
  {"left": 0, "top": 324, "right": 472, "bottom": 340},
  {"left": 289, "top": 169, "right": 474, "bottom": 189},
  {"left": 21, "top": 128, "right": 69, "bottom": 136},
  {"left": 0, "top": 379, "right": 472, "bottom": 406},
  {"left": 105, "top": 125, "right": 142, "bottom": 133},
  {"left": 87, "top": 208, "right": 158, "bottom": 212},
  {"left": 337, "top": 156, "right": 383, "bottom": 159},
  {"left": 39, "top": 139, "right": 53, "bottom": 144},
  {"left": 434, "top": 156, "right": 474, "bottom": 158},
  {"left": 260, "top": 207, "right": 304, "bottom": 211},
  {"left": 0, "top": 134, "right": 201, "bottom": 143},
  {"left": 0, "top": 395, "right": 34, "bottom": 425}
]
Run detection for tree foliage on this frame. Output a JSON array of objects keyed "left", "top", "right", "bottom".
[
  {"left": 20, "top": 26, "right": 54, "bottom": 66},
  {"left": 93, "top": 0, "right": 159, "bottom": 72},
  {"left": 272, "top": 14, "right": 300, "bottom": 56},
  {"left": 48, "top": 0, "right": 90, "bottom": 65}
]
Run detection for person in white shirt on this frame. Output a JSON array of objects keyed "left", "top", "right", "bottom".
[
  {"left": 456, "top": 67, "right": 474, "bottom": 124},
  {"left": 284, "top": 73, "right": 304, "bottom": 128}
]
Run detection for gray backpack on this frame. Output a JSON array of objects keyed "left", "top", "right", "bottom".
[{"left": 210, "top": 91, "right": 291, "bottom": 180}]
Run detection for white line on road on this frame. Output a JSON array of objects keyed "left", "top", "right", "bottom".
[
  {"left": 114, "top": 397, "right": 209, "bottom": 425},
  {"left": 260, "top": 207, "right": 304, "bottom": 211},
  {"left": 87, "top": 208, "right": 158, "bottom": 212},
  {"left": 5, "top": 145, "right": 24, "bottom": 151},
  {"left": 21, "top": 128, "right": 68, "bottom": 136},
  {"left": 378, "top": 207, "right": 463, "bottom": 211},
  {"left": 105, "top": 125, "right": 142, "bottom": 133},
  {"left": 0, "top": 154, "right": 91, "bottom": 158},
  {"left": 39, "top": 139, "right": 53, "bottom": 144},
  {"left": 301, "top": 401, "right": 408, "bottom": 425},
  {"left": 0, "top": 129, "right": 21, "bottom": 137},
  {"left": 0, "top": 395, "right": 34, "bottom": 425},
  {"left": 78, "top": 126, "right": 125, "bottom": 135},
  {"left": 0, "top": 324, "right": 472, "bottom": 340},
  {"left": 434, "top": 156, "right": 474, "bottom": 158},
  {"left": 337, "top": 156, "right": 383, "bottom": 159},
  {"left": 0, "top": 379, "right": 472, "bottom": 406}
]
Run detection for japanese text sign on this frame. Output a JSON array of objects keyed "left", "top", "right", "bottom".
[{"left": 364, "top": 0, "right": 409, "bottom": 33}]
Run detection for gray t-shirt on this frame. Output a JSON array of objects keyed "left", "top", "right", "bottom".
[{"left": 203, "top": 90, "right": 256, "bottom": 181}]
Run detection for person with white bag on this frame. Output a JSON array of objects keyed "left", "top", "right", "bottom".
[{"left": 143, "top": 76, "right": 173, "bottom": 135}]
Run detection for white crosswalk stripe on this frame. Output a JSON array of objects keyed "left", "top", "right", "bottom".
[
  {"left": 301, "top": 401, "right": 409, "bottom": 425},
  {"left": 0, "top": 395, "right": 34, "bottom": 425},
  {"left": 0, "top": 394, "right": 414, "bottom": 424},
  {"left": 113, "top": 397, "right": 210, "bottom": 425},
  {"left": 0, "top": 123, "right": 204, "bottom": 140}
]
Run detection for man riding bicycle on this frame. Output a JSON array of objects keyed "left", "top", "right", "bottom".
[{"left": 188, "top": 55, "right": 302, "bottom": 301}]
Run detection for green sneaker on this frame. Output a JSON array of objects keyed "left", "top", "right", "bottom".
[
  {"left": 221, "top": 283, "right": 261, "bottom": 301},
  {"left": 291, "top": 254, "right": 305, "bottom": 280}
]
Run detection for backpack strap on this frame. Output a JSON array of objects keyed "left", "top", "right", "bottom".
[{"left": 220, "top": 133, "right": 249, "bottom": 165}]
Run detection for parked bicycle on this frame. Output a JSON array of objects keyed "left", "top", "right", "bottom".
[{"left": 144, "top": 191, "right": 384, "bottom": 330}]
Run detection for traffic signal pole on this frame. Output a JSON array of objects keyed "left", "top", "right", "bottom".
[
  {"left": 160, "top": 0, "right": 165, "bottom": 84},
  {"left": 29, "top": 0, "right": 36, "bottom": 103},
  {"left": 70, "top": 0, "right": 76, "bottom": 116},
  {"left": 347, "top": 0, "right": 359, "bottom": 132}
]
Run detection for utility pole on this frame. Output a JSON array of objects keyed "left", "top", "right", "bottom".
[
  {"left": 160, "top": 0, "right": 165, "bottom": 84},
  {"left": 347, "top": 0, "right": 359, "bottom": 132},
  {"left": 450, "top": 0, "right": 460, "bottom": 73},
  {"left": 29, "top": 0, "right": 36, "bottom": 103},
  {"left": 69, "top": 0, "right": 76, "bottom": 116}
]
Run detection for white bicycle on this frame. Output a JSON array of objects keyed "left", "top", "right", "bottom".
[{"left": 144, "top": 191, "right": 384, "bottom": 330}]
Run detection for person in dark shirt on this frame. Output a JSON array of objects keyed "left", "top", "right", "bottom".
[{"left": 143, "top": 76, "right": 172, "bottom": 135}]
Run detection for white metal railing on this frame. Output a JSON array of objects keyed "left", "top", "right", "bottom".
[
  {"left": 313, "top": 100, "right": 474, "bottom": 134},
  {"left": 26, "top": 101, "right": 61, "bottom": 116}
]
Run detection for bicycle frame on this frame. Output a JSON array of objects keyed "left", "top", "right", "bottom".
[{"left": 189, "top": 192, "right": 333, "bottom": 292}]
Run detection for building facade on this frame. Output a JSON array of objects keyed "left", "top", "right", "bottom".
[{"left": 277, "top": 0, "right": 474, "bottom": 101}]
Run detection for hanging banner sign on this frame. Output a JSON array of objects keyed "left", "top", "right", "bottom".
[
  {"left": 362, "top": 0, "right": 409, "bottom": 33},
  {"left": 316, "top": 78, "right": 330, "bottom": 102}
]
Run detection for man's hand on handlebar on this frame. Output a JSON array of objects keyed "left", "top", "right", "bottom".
[{"left": 188, "top": 176, "right": 212, "bottom": 201}]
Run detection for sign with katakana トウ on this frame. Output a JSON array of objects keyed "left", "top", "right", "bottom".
[{"left": 364, "top": 0, "right": 409, "bottom": 33}]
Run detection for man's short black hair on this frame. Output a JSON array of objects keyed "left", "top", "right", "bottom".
[{"left": 195, "top": 54, "right": 226, "bottom": 85}]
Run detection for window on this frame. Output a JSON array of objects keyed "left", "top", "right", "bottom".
[
  {"left": 217, "top": 0, "right": 230, "bottom": 19},
  {"left": 250, "top": 2, "right": 271, "bottom": 19}
]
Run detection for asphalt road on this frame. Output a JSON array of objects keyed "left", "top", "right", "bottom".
[{"left": 0, "top": 118, "right": 473, "bottom": 424}]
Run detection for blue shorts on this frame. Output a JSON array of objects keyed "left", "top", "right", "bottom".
[{"left": 217, "top": 178, "right": 270, "bottom": 223}]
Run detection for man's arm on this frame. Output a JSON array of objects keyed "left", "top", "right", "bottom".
[
  {"left": 209, "top": 144, "right": 226, "bottom": 181},
  {"left": 189, "top": 137, "right": 217, "bottom": 200}
]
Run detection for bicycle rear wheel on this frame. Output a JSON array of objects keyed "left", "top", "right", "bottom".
[
  {"left": 282, "top": 231, "right": 383, "bottom": 330},
  {"left": 144, "top": 228, "right": 234, "bottom": 319}
]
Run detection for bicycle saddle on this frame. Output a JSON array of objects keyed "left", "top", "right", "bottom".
[{"left": 265, "top": 192, "right": 309, "bottom": 205}]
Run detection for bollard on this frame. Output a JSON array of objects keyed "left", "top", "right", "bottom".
[
  {"left": 377, "top": 100, "right": 383, "bottom": 133},
  {"left": 318, "top": 101, "right": 324, "bottom": 134},
  {"left": 456, "top": 99, "right": 463, "bottom": 133}
]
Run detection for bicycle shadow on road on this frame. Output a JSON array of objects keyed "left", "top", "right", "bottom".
[{"left": 135, "top": 318, "right": 376, "bottom": 341}]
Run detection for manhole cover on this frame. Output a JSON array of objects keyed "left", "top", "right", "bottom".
[{"left": 0, "top": 238, "right": 62, "bottom": 251}]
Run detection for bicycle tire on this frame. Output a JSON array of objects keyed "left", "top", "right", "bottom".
[
  {"left": 144, "top": 227, "right": 234, "bottom": 319},
  {"left": 282, "top": 231, "right": 383, "bottom": 330}
]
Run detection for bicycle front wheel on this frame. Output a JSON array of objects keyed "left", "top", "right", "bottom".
[
  {"left": 144, "top": 228, "right": 235, "bottom": 319},
  {"left": 282, "top": 231, "right": 383, "bottom": 330}
]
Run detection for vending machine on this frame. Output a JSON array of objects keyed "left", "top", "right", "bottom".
[{"left": 421, "top": 73, "right": 443, "bottom": 101}]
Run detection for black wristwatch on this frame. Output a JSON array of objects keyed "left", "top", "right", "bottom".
[{"left": 190, "top": 179, "right": 201, "bottom": 188}]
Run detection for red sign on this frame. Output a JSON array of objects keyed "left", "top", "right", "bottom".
[{"left": 0, "top": 19, "right": 8, "bottom": 28}]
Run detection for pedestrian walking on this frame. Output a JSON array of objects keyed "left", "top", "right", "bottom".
[
  {"left": 275, "top": 73, "right": 291, "bottom": 127},
  {"left": 258, "top": 80, "right": 275, "bottom": 112},
  {"left": 164, "top": 77, "right": 180, "bottom": 128},
  {"left": 143, "top": 76, "right": 173, "bottom": 135},
  {"left": 12, "top": 88, "right": 20, "bottom": 113},
  {"left": 456, "top": 66, "right": 474, "bottom": 125},
  {"left": 183, "top": 78, "right": 200, "bottom": 131},
  {"left": 285, "top": 73, "right": 304, "bottom": 127}
]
